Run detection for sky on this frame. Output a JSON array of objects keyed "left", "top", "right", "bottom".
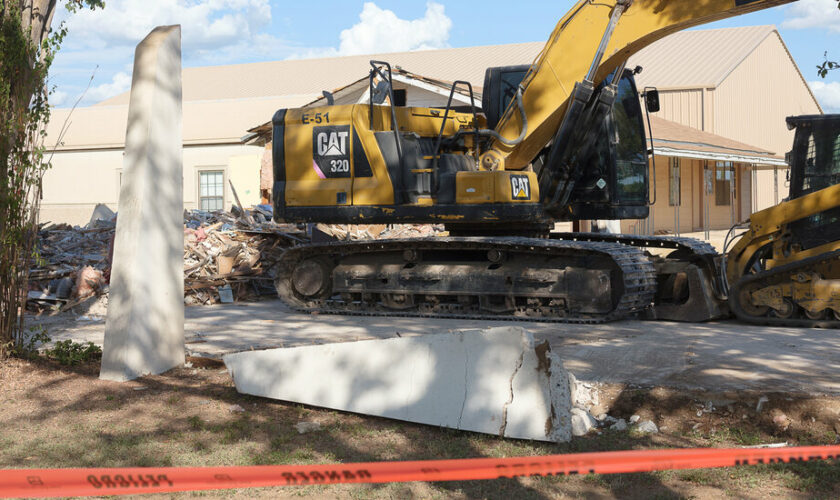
[{"left": 48, "top": 0, "right": 840, "bottom": 112}]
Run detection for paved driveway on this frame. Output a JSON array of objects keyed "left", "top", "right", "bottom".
[{"left": 30, "top": 300, "right": 840, "bottom": 394}]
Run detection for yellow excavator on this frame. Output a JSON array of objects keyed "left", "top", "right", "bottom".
[
  {"left": 725, "top": 114, "right": 840, "bottom": 328},
  {"left": 270, "top": 0, "right": 795, "bottom": 323}
]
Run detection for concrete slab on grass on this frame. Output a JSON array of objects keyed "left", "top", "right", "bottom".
[{"left": 224, "top": 327, "right": 574, "bottom": 442}]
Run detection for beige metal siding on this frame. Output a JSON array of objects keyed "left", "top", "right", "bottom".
[
  {"left": 713, "top": 33, "right": 821, "bottom": 157},
  {"left": 645, "top": 156, "right": 696, "bottom": 234},
  {"left": 739, "top": 165, "right": 752, "bottom": 221},
  {"left": 753, "top": 167, "right": 787, "bottom": 211},
  {"left": 655, "top": 90, "right": 705, "bottom": 131},
  {"left": 619, "top": 158, "right": 750, "bottom": 234},
  {"left": 713, "top": 33, "right": 821, "bottom": 212}
]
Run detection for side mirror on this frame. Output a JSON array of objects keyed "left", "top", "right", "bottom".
[{"left": 644, "top": 88, "right": 660, "bottom": 113}]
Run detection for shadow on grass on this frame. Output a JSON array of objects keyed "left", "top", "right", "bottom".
[{"left": 3, "top": 357, "right": 839, "bottom": 499}]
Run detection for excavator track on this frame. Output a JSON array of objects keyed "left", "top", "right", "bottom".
[
  {"left": 552, "top": 233, "right": 727, "bottom": 321},
  {"left": 551, "top": 232, "right": 720, "bottom": 260},
  {"left": 275, "top": 237, "right": 657, "bottom": 324},
  {"left": 729, "top": 249, "right": 840, "bottom": 329}
]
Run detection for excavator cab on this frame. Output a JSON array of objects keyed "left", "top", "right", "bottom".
[{"left": 483, "top": 65, "right": 651, "bottom": 221}]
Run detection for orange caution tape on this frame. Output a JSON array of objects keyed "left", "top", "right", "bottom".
[{"left": 2, "top": 445, "right": 838, "bottom": 498}]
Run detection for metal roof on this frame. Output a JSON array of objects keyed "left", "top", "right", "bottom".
[
  {"left": 629, "top": 25, "right": 776, "bottom": 89},
  {"left": 649, "top": 115, "right": 786, "bottom": 166},
  {"left": 89, "top": 25, "right": 786, "bottom": 107},
  {"left": 47, "top": 95, "right": 308, "bottom": 151},
  {"left": 94, "top": 42, "right": 544, "bottom": 107},
  {"left": 49, "top": 26, "right": 810, "bottom": 150}
]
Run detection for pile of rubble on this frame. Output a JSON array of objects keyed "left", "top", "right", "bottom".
[
  {"left": 26, "top": 204, "right": 445, "bottom": 316},
  {"left": 311, "top": 223, "right": 444, "bottom": 241},
  {"left": 27, "top": 205, "right": 305, "bottom": 314},
  {"left": 182, "top": 209, "right": 304, "bottom": 305}
]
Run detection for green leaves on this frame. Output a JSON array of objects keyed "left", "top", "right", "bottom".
[
  {"left": 1, "top": 0, "right": 104, "bottom": 356},
  {"left": 817, "top": 52, "right": 839, "bottom": 79}
]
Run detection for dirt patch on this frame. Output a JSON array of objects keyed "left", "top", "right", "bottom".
[{"left": 1, "top": 358, "right": 838, "bottom": 499}]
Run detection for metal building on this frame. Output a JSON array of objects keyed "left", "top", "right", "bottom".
[{"left": 41, "top": 26, "right": 822, "bottom": 231}]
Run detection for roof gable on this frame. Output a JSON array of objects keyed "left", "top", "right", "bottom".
[{"left": 630, "top": 25, "right": 776, "bottom": 89}]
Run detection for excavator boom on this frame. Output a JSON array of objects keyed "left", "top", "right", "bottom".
[{"left": 486, "top": 0, "right": 796, "bottom": 172}]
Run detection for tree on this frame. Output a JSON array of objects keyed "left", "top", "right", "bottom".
[
  {"left": 0, "top": 0, "right": 103, "bottom": 357},
  {"left": 817, "top": 0, "right": 840, "bottom": 77}
]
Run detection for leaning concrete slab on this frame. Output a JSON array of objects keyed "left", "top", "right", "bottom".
[
  {"left": 224, "top": 327, "right": 573, "bottom": 442},
  {"left": 100, "top": 25, "right": 184, "bottom": 382}
]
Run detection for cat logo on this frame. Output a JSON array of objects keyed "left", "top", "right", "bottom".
[
  {"left": 510, "top": 174, "right": 531, "bottom": 200},
  {"left": 316, "top": 129, "right": 349, "bottom": 156},
  {"left": 312, "top": 126, "right": 352, "bottom": 179}
]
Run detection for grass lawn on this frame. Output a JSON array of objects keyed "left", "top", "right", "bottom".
[{"left": 1, "top": 356, "right": 839, "bottom": 499}]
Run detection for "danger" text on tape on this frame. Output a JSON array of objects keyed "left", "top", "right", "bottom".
[{"left": 2, "top": 445, "right": 838, "bottom": 498}]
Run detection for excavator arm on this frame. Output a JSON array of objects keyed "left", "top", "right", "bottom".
[{"left": 482, "top": 0, "right": 796, "bottom": 175}]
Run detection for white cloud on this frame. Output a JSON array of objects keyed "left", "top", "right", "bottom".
[
  {"left": 810, "top": 80, "right": 840, "bottom": 112},
  {"left": 52, "top": 0, "right": 290, "bottom": 105},
  {"left": 84, "top": 72, "right": 133, "bottom": 104},
  {"left": 64, "top": 0, "right": 275, "bottom": 52},
  {"left": 291, "top": 2, "right": 452, "bottom": 59},
  {"left": 50, "top": 90, "right": 69, "bottom": 107},
  {"left": 51, "top": 1, "right": 452, "bottom": 106},
  {"left": 782, "top": 0, "right": 840, "bottom": 32}
]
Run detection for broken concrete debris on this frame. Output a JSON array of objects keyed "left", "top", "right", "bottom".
[
  {"left": 312, "top": 222, "right": 444, "bottom": 242},
  {"left": 224, "top": 326, "right": 577, "bottom": 442},
  {"left": 28, "top": 205, "right": 445, "bottom": 314},
  {"left": 610, "top": 418, "right": 628, "bottom": 431},
  {"left": 569, "top": 373, "right": 599, "bottom": 411},
  {"left": 570, "top": 408, "right": 598, "bottom": 437},
  {"left": 635, "top": 420, "right": 659, "bottom": 434}
]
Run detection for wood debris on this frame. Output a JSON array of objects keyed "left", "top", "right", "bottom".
[{"left": 26, "top": 204, "right": 444, "bottom": 315}]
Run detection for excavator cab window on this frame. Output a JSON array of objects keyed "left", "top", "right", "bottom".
[
  {"left": 612, "top": 73, "right": 649, "bottom": 205},
  {"left": 482, "top": 65, "right": 531, "bottom": 130},
  {"left": 566, "top": 69, "right": 649, "bottom": 220}
]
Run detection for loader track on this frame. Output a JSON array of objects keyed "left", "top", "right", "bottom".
[
  {"left": 729, "top": 249, "right": 840, "bottom": 329},
  {"left": 274, "top": 237, "right": 658, "bottom": 324}
]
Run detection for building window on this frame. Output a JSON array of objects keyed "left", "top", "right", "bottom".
[
  {"left": 715, "top": 161, "right": 734, "bottom": 206},
  {"left": 668, "top": 157, "right": 681, "bottom": 206},
  {"left": 199, "top": 170, "right": 224, "bottom": 210}
]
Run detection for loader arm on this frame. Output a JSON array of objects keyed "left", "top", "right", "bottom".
[
  {"left": 482, "top": 0, "right": 796, "bottom": 174},
  {"left": 726, "top": 183, "right": 840, "bottom": 284}
]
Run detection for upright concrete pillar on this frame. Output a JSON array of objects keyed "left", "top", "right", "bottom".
[{"left": 100, "top": 25, "right": 184, "bottom": 382}]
